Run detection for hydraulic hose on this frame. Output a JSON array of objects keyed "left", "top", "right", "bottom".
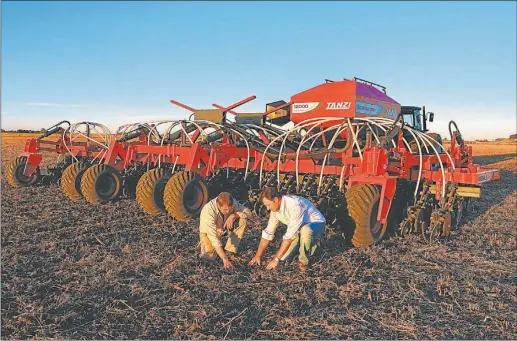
[
  {"left": 411, "top": 129, "right": 447, "bottom": 198},
  {"left": 449, "top": 120, "right": 464, "bottom": 146},
  {"left": 39, "top": 120, "right": 71, "bottom": 139}
]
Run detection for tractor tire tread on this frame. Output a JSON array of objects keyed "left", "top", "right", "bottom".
[
  {"left": 164, "top": 171, "right": 208, "bottom": 222},
  {"left": 80, "top": 164, "right": 121, "bottom": 204},
  {"left": 346, "top": 184, "right": 388, "bottom": 248},
  {"left": 61, "top": 162, "right": 89, "bottom": 201},
  {"left": 6, "top": 157, "right": 24, "bottom": 188},
  {"left": 136, "top": 168, "right": 170, "bottom": 215},
  {"left": 163, "top": 172, "right": 188, "bottom": 221},
  {"left": 6, "top": 156, "right": 40, "bottom": 188}
]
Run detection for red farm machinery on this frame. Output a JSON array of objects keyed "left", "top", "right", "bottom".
[
  {"left": 7, "top": 77, "right": 501, "bottom": 247},
  {"left": 65, "top": 96, "right": 260, "bottom": 217},
  {"left": 162, "top": 76, "right": 499, "bottom": 247},
  {"left": 69, "top": 120, "right": 167, "bottom": 204},
  {"left": 5, "top": 120, "right": 113, "bottom": 189},
  {"left": 5, "top": 120, "right": 157, "bottom": 203}
]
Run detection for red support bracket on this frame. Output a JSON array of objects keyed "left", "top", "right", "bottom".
[
  {"left": 19, "top": 152, "right": 43, "bottom": 177},
  {"left": 346, "top": 175, "right": 398, "bottom": 224}
]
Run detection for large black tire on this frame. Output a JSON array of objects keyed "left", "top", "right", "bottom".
[
  {"left": 136, "top": 168, "right": 171, "bottom": 215},
  {"left": 80, "top": 164, "right": 122, "bottom": 204},
  {"left": 408, "top": 140, "right": 419, "bottom": 154},
  {"left": 426, "top": 132, "right": 443, "bottom": 153},
  {"left": 61, "top": 162, "right": 90, "bottom": 201},
  {"left": 406, "top": 133, "right": 443, "bottom": 154},
  {"left": 163, "top": 171, "right": 209, "bottom": 222},
  {"left": 345, "top": 184, "right": 388, "bottom": 248},
  {"left": 6, "top": 157, "right": 41, "bottom": 188}
]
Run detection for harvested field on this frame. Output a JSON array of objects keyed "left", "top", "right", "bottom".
[{"left": 1, "top": 137, "right": 516, "bottom": 339}]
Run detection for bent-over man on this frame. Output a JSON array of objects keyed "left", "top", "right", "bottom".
[
  {"left": 248, "top": 187, "right": 326, "bottom": 272},
  {"left": 199, "top": 192, "right": 252, "bottom": 269}
]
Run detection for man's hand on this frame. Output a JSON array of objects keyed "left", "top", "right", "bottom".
[
  {"left": 248, "top": 255, "right": 262, "bottom": 266},
  {"left": 248, "top": 238, "right": 272, "bottom": 267},
  {"left": 214, "top": 245, "right": 233, "bottom": 270},
  {"left": 224, "top": 214, "right": 238, "bottom": 230},
  {"left": 266, "top": 257, "right": 280, "bottom": 270},
  {"left": 222, "top": 257, "right": 234, "bottom": 270}
]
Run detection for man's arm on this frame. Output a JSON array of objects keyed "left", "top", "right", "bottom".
[
  {"left": 223, "top": 200, "right": 252, "bottom": 230},
  {"left": 282, "top": 200, "right": 305, "bottom": 241},
  {"left": 213, "top": 245, "right": 233, "bottom": 269},
  {"left": 248, "top": 214, "right": 280, "bottom": 266},
  {"left": 265, "top": 238, "right": 294, "bottom": 270},
  {"left": 234, "top": 201, "right": 253, "bottom": 220},
  {"left": 265, "top": 201, "right": 304, "bottom": 269},
  {"left": 274, "top": 238, "right": 294, "bottom": 260},
  {"left": 200, "top": 205, "right": 230, "bottom": 264},
  {"left": 249, "top": 237, "right": 271, "bottom": 264}
]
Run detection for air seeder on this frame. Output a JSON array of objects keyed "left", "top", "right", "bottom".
[
  {"left": 241, "top": 78, "right": 501, "bottom": 246},
  {"left": 144, "top": 77, "right": 500, "bottom": 247},
  {"left": 35, "top": 77, "right": 500, "bottom": 247}
]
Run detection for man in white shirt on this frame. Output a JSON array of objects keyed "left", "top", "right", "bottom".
[
  {"left": 199, "top": 192, "right": 252, "bottom": 269},
  {"left": 248, "top": 187, "right": 326, "bottom": 272}
]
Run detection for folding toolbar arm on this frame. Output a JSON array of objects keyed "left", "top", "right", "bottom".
[
  {"left": 170, "top": 96, "right": 256, "bottom": 115},
  {"left": 212, "top": 100, "right": 293, "bottom": 118}
]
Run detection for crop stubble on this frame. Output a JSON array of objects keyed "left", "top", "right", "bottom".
[{"left": 1, "top": 137, "right": 516, "bottom": 339}]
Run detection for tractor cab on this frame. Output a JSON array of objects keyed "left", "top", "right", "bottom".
[{"left": 400, "top": 106, "right": 434, "bottom": 132}]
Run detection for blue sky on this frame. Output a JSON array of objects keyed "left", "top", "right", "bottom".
[{"left": 2, "top": 1, "right": 516, "bottom": 139}]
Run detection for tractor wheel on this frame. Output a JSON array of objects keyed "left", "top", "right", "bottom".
[
  {"left": 163, "top": 171, "right": 209, "bottom": 222},
  {"left": 345, "top": 184, "right": 388, "bottom": 248},
  {"left": 80, "top": 164, "right": 122, "bottom": 204},
  {"left": 136, "top": 168, "right": 171, "bottom": 215},
  {"left": 61, "top": 162, "right": 90, "bottom": 201},
  {"left": 6, "top": 157, "right": 41, "bottom": 188},
  {"left": 426, "top": 133, "right": 443, "bottom": 153},
  {"left": 408, "top": 140, "right": 420, "bottom": 154}
]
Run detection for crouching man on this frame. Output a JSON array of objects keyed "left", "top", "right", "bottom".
[
  {"left": 248, "top": 187, "right": 326, "bottom": 272},
  {"left": 199, "top": 192, "right": 252, "bottom": 269}
]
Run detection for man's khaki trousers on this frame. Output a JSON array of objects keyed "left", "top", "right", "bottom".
[{"left": 199, "top": 218, "right": 247, "bottom": 260}]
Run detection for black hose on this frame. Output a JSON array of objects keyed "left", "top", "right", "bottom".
[
  {"left": 205, "top": 131, "right": 224, "bottom": 143},
  {"left": 167, "top": 123, "right": 198, "bottom": 142},
  {"left": 448, "top": 120, "right": 459, "bottom": 137},
  {"left": 448, "top": 120, "right": 464, "bottom": 146},
  {"left": 118, "top": 124, "right": 161, "bottom": 143},
  {"left": 58, "top": 120, "right": 71, "bottom": 127},
  {"left": 43, "top": 127, "right": 61, "bottom": 138},
  {"left": 377, "top": 113, "right": 405, "bottom": 147},
  {"left": 261, "top": 124, "right": 288, "bottom": 136},
  {"left": 118, "top": 130, "right": 142, "bottom": 142},
  {"left": 38, "top": 120, "right": 72, "bottom": 139}
]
